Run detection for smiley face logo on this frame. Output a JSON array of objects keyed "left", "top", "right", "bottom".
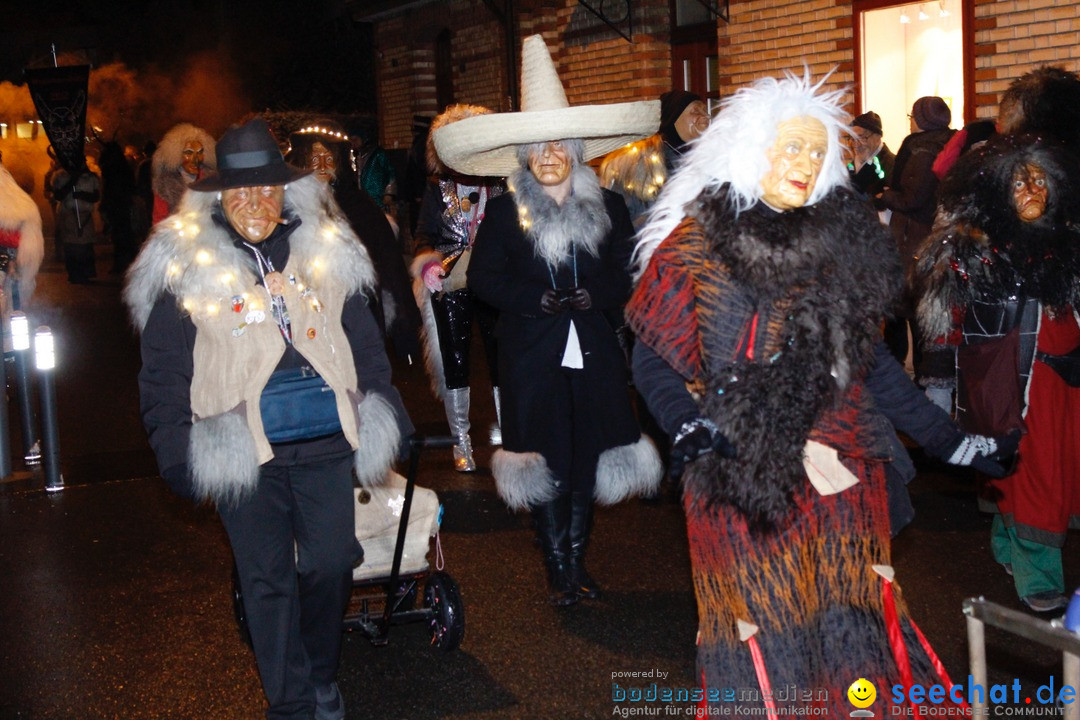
[{"left": 847, "top": 678, "right": 877, "bottom": 709}]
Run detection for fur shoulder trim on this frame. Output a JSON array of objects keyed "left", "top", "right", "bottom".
[{"left": 124, "top": 175, "right": 376, "bottom": 331}]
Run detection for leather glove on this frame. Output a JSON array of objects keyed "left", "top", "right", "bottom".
[
  {"left": 944, "top": 429, "right": 1021, "bottom": 478},
  {"left": 421, "top": 261, "right": 444, "bottom": 293},
  {"left": 567, "top": 287, "right": 592, "bottom": 310},
  {"left": 669, "top": 418, "right": 737, "bottom": 480},
  {"left": 540, "top": 289, "right": 564, "bottom": 315}
]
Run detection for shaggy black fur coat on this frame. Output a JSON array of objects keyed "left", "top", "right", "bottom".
[
  {"left": 914, "top": 135, "right": 1080, "bottom": 343},
  {"left": 682, "top": 186, "right": 901, "bottom": 524}
]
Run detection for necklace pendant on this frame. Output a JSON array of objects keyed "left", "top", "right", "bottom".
[{"left": 460, "top": 198, "right": 472, "bottom": 213}]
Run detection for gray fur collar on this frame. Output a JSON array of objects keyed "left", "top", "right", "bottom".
[
  {"left": 151, "top": 169, "right": 193, "bottom": 212},
  {"left": 124, "top": 175, "right": 377, "bottom": 331},
  {"left": 508, "top": 165, "right": 610, "bottom": 268}
]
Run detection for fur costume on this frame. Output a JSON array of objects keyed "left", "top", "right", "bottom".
[
  {"left": 998, "top": 66, "right": 1080, "bottom": 151},
  {"left": 125, "top": 175, "right": 400, "bottom": 502},
  {"left": 426, "top": 104, "right": 492, "bottom": 176},
  {"left": 915, "top": 135, "right": 1080, "bottom": 343},
  {"left": 151, "top": 123, "right": 217, "bottom": 215},
  {"left": 0, "top": 165, "right": 45, "bottom": 304},
  {"left": 629, "top": 185, "right": 900, "bottom": 524}
]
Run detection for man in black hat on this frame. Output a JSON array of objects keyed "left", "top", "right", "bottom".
[
  {"left": 847, "top": 110, "right": 895, "bottom": 200},
  {"left": 125, "top": 118, "right": 413, "bottom": 720}
]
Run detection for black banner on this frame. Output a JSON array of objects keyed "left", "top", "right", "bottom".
[{"left": 25, "top": 65, "right": 90, "bottom": 174}]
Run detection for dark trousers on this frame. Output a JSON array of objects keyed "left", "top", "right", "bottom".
[
  {"left": 218, "top": 451, "right": 360, "bottom": 720},
  {"left": 63, "top": 242, "right": 96, "bottom": 283}
]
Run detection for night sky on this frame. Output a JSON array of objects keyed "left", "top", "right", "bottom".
[{"left": 3, "top": 0, "right": 376, "bottom": 138}]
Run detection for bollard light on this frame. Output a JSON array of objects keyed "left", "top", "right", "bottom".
[
  {"left": 34, "top": 327, "right": 55, "bottom": 370},
  {"left": 11, "top": 311, "right": 39, "bottom": 465},
  {"left": 10, "top": 311, "right": 29, "bottom": 351},
  {"left": 35, "top": 326, "right": 61, "bottom": 492}
]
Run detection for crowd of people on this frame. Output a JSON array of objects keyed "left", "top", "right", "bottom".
[{"left": 8, "top": 30, "right": 1058, "bottom": 720}]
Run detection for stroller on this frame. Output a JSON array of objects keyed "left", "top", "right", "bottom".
[{"left": 232, "top": 435, "right": 465, "bottom": 652}]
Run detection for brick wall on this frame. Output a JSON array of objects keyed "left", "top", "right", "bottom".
[
  {"left": 372, "top": 0, "right": 670, "bottom": 149},
  {"left": 972, "top": 0, "right": 1080, "bottom": 119},
  {"left": 718, "top": 0, "right": 855, "bottom": 100},
  {"left": 370, "top": 0, "right": 1080, "bottom": 147}
]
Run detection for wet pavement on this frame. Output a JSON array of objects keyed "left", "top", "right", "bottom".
[{"left": 1, "top": 250, "right": 1078, "bottom": 720}]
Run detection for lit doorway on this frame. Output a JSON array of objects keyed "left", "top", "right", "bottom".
[{"left": 856, "top": 0, "right": 965, "bottom": 153}]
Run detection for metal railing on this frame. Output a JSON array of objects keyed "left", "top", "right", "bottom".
[{"left": 964, "top": 596, "right": 1080, "bottom": 720}]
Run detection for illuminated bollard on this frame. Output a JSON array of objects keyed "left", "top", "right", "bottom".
[
  {"left": 35, "top": 327, "right": 62, "bottom": 492},
  {"left": 10, "top": 312, "right": 40, "bottom": 465},
  {"left": 0, "top": 328, "right": 9, "bottom": 479}
]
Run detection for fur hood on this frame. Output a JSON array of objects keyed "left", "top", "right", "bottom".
[
  {"left": 915, "top": 135, "right": 1080, "bottom": 342},
  {"left": 152, "top": 123, "right": 217, "bottom": 210},
  {"left": 125, "top": 174, "right": 377, "bottom": 330}
]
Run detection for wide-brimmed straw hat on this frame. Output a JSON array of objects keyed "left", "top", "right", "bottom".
[
  {"left": 433, "top": 35, "right": 660, "bottom": 177},
  {"left": 191, "top": 118, "right": 310, "bottom": 191}
]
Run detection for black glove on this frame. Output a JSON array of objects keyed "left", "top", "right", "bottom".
[
  {"left": 540, "top": 289, "right": 564, "bottom": 315},
  {"left": 567, "top": 287, "right": 592, "bottom": 311},
  {"left": 944, "top": 429, "right": 1021, "bottom": 478},
  {"left": 669, "top": 418, "right": 736, "bottom": 480}
]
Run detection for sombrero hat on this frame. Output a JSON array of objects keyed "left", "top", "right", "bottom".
[{"left": 433, "top": 34, "right": 660, "bottom": 177}]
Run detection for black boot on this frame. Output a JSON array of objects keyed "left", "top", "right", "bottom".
[
  {"left": 568, "top": 491, "right": 601, "bottom": 600},
  {"left": 531, "top": 497, "right": 579, "bottom": 607}
]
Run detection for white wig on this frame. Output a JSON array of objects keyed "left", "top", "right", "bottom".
[{"left": 634, "top": 68, "right": 851, "bottom": 271}]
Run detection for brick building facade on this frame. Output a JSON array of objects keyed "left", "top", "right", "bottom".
[{"left": 357, "top": 0, "right": 1080, "bottom": 152}]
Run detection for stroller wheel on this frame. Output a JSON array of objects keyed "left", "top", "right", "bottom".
[
  {"left": 231, "top": 564, "right": 253, "bottom": 648},
  {"left": 424, "top": 571, "right": 465, "bottom": 652}
]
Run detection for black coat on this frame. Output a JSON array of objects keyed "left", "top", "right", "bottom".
[{"left": 466, "top": 189, "right": 640, "bottom": 468}]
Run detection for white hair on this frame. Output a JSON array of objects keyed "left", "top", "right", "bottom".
[{"left": 634, "top": 68, "right": 852, "bottom": 272}]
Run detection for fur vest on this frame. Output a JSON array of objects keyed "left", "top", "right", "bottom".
[
  {"left": 125, "top": 176, "right": 400, "bottom": 505},
  {"left": 630, "top": 186, "right": 901, "bottom": 523}
]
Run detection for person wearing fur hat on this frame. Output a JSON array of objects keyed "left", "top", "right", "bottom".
[
  {"left": 876, "top": 96, "right": 955, "bottom": 377},
  {"left": 626, "top": 71, "right": 1015, "bottom": 713},
  {"left": 150, "top": 122, "right": 216, "bottom": 225},
  {"left": 914, "top": 135, "right": 1080, "bottom": 613},
  {"left": 412, "top": 104, "right": 505, "bottom": 472},
  {"left": 599, "top": 90, "right": 710, "bottom": 223},
  {"left": 434, "top": 35, "right": 664, "bottom": 606},
  {"left": 126, "top": 118, "right": 412, "bottom": 720},
  {"left": 286, "top": 123, "right": 422, "bottom": 363}
]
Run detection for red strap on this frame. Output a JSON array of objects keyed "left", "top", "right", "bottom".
[
  {"left": 746, "top": 634, "right": 778, "bottom": 711},
  {"left": 912, "top": 618, "right": 970, "bottom": 710},
  {"left": 882, "top": 576, "right": 925, "bottom": 719},
  {"left": 745, "top": 312, "right": 759, "bottom": 360}
]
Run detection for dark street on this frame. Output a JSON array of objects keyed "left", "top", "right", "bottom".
[{"left": 1, "top": 249, "right": 1077, "bottom": 720}]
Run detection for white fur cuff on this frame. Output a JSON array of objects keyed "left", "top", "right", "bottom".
[
  {"left": 593, "top": 436, "right": 663, "bottom": 505},
  {"left": 491, "top": 449, "right": 558, "bottom": 511},
  {"left": 189, "top": 403, "right": 260, "bottom": 508},
  {"left": 353, "top": 392, "right": 401, "bottom": 487}
]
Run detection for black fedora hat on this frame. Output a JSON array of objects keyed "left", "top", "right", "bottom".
[{"left": 190, "top": 118, "right": 310, "bottom": 192}]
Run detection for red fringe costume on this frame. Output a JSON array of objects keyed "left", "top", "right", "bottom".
[{"left": 627, "top": 187, "right": 964, "bottom": 714}]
